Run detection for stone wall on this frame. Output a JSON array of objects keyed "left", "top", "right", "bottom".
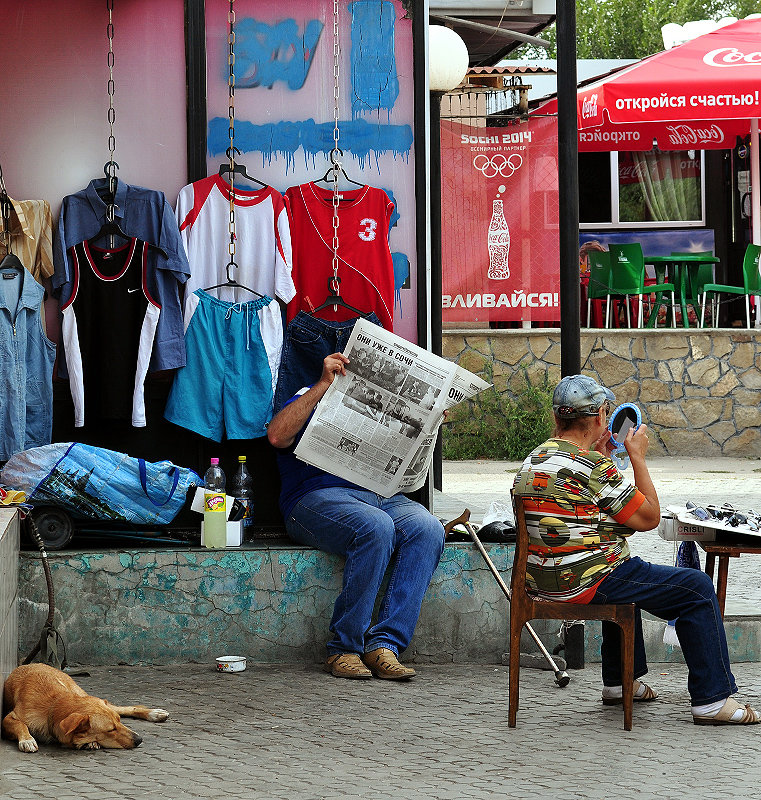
[{"left": 443, "top": 329, "right": 761, "bottom": 457}]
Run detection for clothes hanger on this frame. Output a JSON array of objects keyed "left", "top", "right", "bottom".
[
  {"left": 87, "top": 161, "right": 168, "bottom": 257},
  {"left": 203, "top": 260, "right": 264, "bottom": 298},
  {"left": 218, "top": 147, "right": 267, "bottom": 189},
  {"left": 0, "top": 187, "right": 22, "bottom": 272},
  {"left": 310, "top": 276, "right": 364, "bottom": 317},
  {"left": 314, "top": 149, "right": 363, "bottom": 189}
]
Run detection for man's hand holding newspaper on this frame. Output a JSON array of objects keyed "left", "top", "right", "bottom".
[{"left": 293, "top": 318, "right": 490, "bottom": 496}]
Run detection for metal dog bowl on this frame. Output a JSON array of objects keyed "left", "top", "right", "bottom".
[{"left": 215, "top": 656, "right": 247, "bottom": 673}]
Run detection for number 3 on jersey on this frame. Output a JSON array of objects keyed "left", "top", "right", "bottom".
[{"left": 358, "top": 217, "right": 378, "bottom": 242}]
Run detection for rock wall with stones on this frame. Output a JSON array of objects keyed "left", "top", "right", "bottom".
[{"left": 443, "top": 329, "right": 761, "bottom": 457}]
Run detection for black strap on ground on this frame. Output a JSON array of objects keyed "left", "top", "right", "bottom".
[{"left": 20, "top": 511, "right": 68, "bottom": 670}]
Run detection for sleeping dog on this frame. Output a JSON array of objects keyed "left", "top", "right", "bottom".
[{"left": 2, "top": 663, "right": 169, "bottom": 752}]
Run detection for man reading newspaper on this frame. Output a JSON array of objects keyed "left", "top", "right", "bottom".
[{"left": 267, "top": 352, "right": 446, "bottom": 681}]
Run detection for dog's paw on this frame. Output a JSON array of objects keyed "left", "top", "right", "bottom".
[
  {"left": 147, "top": 708, "right": 169, "bottom": 723},
  {"left": 18, "top": 737, "right": 39, "bottom": 753},
  {"left": 81, "top": 741, "right": 101, "bottom": 750}
]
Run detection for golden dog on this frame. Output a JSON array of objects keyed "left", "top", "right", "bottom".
[{"left": 2, "top": 663, "right": 169, "bottom": 752}]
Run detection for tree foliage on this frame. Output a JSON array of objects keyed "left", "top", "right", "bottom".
[{"left": 514, "top": 0, "right": 761, "bottom": 60}]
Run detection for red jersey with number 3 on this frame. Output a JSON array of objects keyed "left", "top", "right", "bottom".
[{"left": 284, "top": 182, "right": 394, "bottom": 330}]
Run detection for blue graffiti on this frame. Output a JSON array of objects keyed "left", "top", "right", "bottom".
[
  {"left": 381, "top": 186, "right": 400, "bottom": 231},
  {"left": 349, "top": 1, "right": 399, "bottom": 118},
  {"left": 232, "top": 17, "right": 323, "bottom": 90},
  {"left": 392, "top": 252, "right": 410, "bottom": 314},
  {"left": 208, "top": 117, "right": 413, "bottom": 172}
]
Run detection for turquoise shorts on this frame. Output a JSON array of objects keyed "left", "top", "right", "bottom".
[{"left": 165, "top": 290, "right": 277, "bottom": 442}]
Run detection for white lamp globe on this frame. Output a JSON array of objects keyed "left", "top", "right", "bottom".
[{"left": 429, "top": 25, "right": 469, "bottom": 92}]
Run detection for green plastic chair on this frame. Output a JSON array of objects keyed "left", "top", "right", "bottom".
[
  {"left": 607, "top": 243, "right": 676, "bottom": 328},
  {"left": 586, "top": 250, "right": 611, "bottom": 327},
  {"left": 671, "top": 251, "right": 715, "bottom": 327},
  {"left": 701, "top": 244, "right": 761, "bottom": 328}
]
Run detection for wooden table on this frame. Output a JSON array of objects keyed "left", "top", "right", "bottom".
[
  {"left": 646, "top": 254, "right": 719, "bottom": 328},
  {"left": 699, "top": 540, "right": 761, "bottom": 618}
]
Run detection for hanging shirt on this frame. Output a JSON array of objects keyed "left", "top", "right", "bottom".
[
  {"left": 0, "top": 263, "right": 56, "bottom": 460},
  {"left": 53, "top": 178, "right": 189, "bottom": 372},
  {"left": 0, "top": 197, "right": 54, "bottom": 284},
  {"left": 175, "top": 174, "right": 295, "bottom": 311},
  {"left": 283, "top": 182, "right": 395, "bottom": 331},
  {"left": 60, "top": 238, "right": 160, "bottom": 428}
]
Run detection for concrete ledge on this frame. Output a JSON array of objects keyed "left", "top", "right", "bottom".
[
  {"left": 1, "top": 509, "right": 19, "bottom": 687},
  {"left": 18, "top": 543, "right": 761, "bottom": 666}
]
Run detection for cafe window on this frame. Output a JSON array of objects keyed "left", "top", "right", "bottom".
[{"left": 579, "top": 149, "right": 705, "bottom": 228}]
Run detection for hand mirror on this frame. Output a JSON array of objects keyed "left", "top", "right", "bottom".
[{"left": 607, "top": 403, "right": 641, "bottom": 469}]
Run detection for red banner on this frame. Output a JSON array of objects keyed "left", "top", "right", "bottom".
[{"left": 440, "top": 118, "right": 560, "bottom": 323}]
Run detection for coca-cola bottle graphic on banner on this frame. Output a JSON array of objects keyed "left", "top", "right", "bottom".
[{"left": 487, "top": 198, "right": 510, "bottom": 279}]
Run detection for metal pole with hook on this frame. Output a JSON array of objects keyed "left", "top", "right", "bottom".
[{"left": 445, "top": 509, "right": 570, "bottom": 688}]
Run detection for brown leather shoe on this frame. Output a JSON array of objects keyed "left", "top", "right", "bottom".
[
  {"left": 324, "top": 653, "right": 372, "bottom": 679},
  {"left": 362, "top": 648, "right": 416, "bottom": 680}
]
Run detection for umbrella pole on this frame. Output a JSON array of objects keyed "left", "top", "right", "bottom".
[{"left": 752, "top": 118, "right": 761, "bottom": 328}]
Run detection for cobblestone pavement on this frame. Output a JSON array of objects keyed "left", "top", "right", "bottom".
[
  {"left": 3, "top": 661, "right": 761, "bottom": 800},
  {"left": 440, "top": 457, "right": 761, "bottom": 614}
]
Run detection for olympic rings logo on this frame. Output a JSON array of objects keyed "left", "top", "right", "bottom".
[{"left": 472, "top": 153, "right": 523, "bottom": 178}]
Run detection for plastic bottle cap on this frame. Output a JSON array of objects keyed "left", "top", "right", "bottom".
[{"left": 210, "top": 458, "right": 219, "bottom": 465}]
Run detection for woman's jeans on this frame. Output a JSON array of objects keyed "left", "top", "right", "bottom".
[
  {"left": 285, "top": 487, "right": 445, "bottom": 656},
  {"left": 590, "top": 556, "right": 737, "bottom": 705}
]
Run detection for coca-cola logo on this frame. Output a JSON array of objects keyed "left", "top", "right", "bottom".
[
  {"left": 665, "top": 124, "right": 725, "bottom": 145},
  {"left": 581, "top": 93, "right": 599, "bottom": 119},
  {"left": 703, "top": 46, "right": 761, "bottom": 67}
]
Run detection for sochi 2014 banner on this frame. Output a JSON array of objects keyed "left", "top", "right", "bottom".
[{"left": 440, "top": 117, "right": 560, "bottom": 323}]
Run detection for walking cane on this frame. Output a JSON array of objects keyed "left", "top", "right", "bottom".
[{"left": 444, "top": 509, "right": 570, "bottom": 688}]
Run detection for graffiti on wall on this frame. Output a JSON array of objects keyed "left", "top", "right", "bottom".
[{"left": 206, "top": 0, "right": 415, "bottom": 332}]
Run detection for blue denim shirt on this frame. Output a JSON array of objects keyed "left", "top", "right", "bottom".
[
  {"left": 0, "top": 262, "right": 56, "bottom": 459},
  {"left": 53, "top": 178, "right": 190, "bottom": 373}
]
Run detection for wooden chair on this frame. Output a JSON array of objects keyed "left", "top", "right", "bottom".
[{"left": 509, "top": 496, "right": 637, "bottom": 730}]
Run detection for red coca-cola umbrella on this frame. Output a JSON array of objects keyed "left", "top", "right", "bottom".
[
  {"left": 536, "top": 18, "right": 761, "bottom": 152},
  {"left": 538, "top": 17, "right": 761, "bottom": 241}
]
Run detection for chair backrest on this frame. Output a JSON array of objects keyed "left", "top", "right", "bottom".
[
  {"left": 742, "top": 243, "right": 761, "bottom": 293},
  {"left": 671, "top": 252, "right": 715, "bottom": 297},
  {"left": 607, "top": 243, "right": 645, "bottom": 293},
  {"left": 511, "top": 495, "right": 531, "bottom": 599},
  {"left": 587, "top": 250, "right": 611, "bottom": 300}
]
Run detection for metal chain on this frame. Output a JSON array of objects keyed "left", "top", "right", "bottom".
[
  {"left": 106, "top": 0, "right": 116, "bottom": 223},
  {"left": 330, "top": 0, "right": 341, "bottom": 298},
  {"left": 227, "top": 0, "right": 237, "bottom": 270},
  {"left": 0, "top": 162, "right": 9, "bottom": 250}
]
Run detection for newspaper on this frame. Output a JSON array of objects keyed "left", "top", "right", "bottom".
[{"left": 293, "top": 318, "right": 491, "bottom": 497}]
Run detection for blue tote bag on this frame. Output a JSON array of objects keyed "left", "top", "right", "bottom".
[{"left": 0, "top": 443, "right": 201, "bottom": 525}]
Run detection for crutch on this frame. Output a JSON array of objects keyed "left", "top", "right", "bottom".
[{"left": 444, "top": 509, "right": 570, "bottom": 688}]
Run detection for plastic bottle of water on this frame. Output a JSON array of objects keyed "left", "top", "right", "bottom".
[
  {"left": 203, "top": 458, "right": 227, "bottom": 548},
  {"left": 229, "top": 455, "right": 254, "bottom": 540}
]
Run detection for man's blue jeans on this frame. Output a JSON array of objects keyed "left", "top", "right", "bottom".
[
  {"left": 285, "top": 487, "right": 445, "bottom": 656},
  {"left": 590, "top": 556, "right": 737, "bottom": 705}
]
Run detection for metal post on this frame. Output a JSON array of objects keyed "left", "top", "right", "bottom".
[
  {"left": 184, "top": 0, "right": 208, "bottom": 183},
  {"left": 430, "top": 90, "right": 443, "bottom": 490},
  {"left": 557, "top": 0, "right": 581, "bottom": 378},
  {"left": 556, "top": 0, "right": 584, "bottom": 669}
]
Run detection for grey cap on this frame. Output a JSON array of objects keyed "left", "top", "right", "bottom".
[{"left": 553, "top": 374, "right": 615, "bottom": 418}]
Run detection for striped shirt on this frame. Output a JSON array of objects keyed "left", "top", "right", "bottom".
[
  {"left": 0, "top": 198, "right": 54, "bottom": 283},
  {"left": 512, "top": 438, "right": 645, "bottom": 603}
]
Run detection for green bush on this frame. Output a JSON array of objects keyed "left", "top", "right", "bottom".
[{"left": 443, "top": 369, "right": 553, "bottom": 461}]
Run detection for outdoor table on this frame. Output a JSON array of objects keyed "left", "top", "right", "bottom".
[
  {"left": 698, "top": 539, "right": 761, "bottom": 618},
  {"left": 646, "top": 254, "right": 719, "bottom": 328}
]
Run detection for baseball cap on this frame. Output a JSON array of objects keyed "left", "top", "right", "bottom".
[{"left": 553, "top": 374, "right": 615, "bottom": 418}]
